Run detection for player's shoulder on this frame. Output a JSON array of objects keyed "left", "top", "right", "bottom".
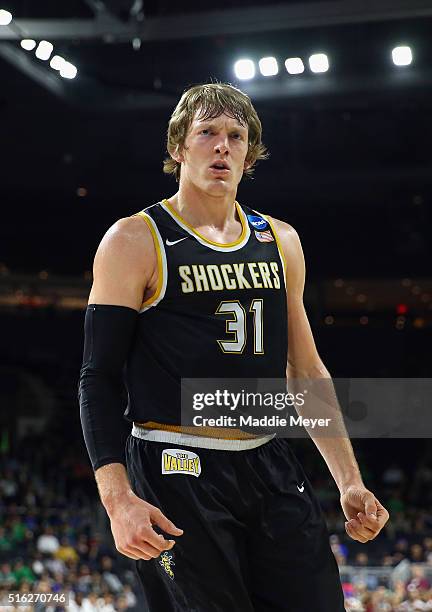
[
  {"left": 109, "top": 208, "right": 156, "bottom": 242},
  {"left": 265, "top": 214, "right": 300, "bottom": 245},
  {"left": 264, "top": 215, "right": 304, "bottom": 265},
  {"left": 95, "top": 210, "right": 156, "bottom": 266}
]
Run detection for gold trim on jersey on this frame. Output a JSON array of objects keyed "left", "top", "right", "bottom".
[
  {"left": 162, "top": 198, "right": 247, "bottom": 248},
  {"left": 135, "top": 420, "right": 261, "bottom": 440},
  {"left": 133, "top": 211, "right": 165, "bottom": 310}
]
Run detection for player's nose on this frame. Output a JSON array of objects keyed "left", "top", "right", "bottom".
[{"left": 214, "top": 136, "right": 230, "bottom": 154}]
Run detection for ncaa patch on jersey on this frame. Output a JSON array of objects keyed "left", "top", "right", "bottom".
[
  {"left": 247, "top": 214, "right": 269, "bottom": 231},
  {"left": 255, "top": 229, "right": 274, "bottom": 243},
  {"left": 161, "top": 448, "right": 201, "bottom": 477}
]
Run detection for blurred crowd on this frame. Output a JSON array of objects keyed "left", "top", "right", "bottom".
[
  {"left": 0, "top": 432, "right": 141, "bottom": 611},
  {"left": 344, "top": 578, "right": 432, "bottom": 611}
]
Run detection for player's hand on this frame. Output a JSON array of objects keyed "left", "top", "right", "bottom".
[
  {"left": 340, "top": 485, "right": 389, "bottom": 543},
  {"left": 108, "top": 491, "right": 184, "bottom": 560}
]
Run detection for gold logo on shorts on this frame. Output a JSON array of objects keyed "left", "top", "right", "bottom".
[
  {"left": 159, "top": 551, "right": 175, "bottom": 580},
  {"left": 161, "top": 448, "right": 201, "bottom": 477}
]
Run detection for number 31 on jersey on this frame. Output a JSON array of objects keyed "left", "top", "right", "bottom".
[{"left": 215, "top": 299, "right": 263, "bottom": 355}]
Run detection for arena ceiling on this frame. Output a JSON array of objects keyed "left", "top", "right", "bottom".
[
  {"left": 2, "top": 0, "right": 432, "bottom": 110},
  {"left": 1, "top": 0, "right": 431, "bottom": 277}
]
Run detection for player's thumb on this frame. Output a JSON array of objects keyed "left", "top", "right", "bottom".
[
  {"left": 363, "top": 492, "right": 377, "bottom": 519},
  {"left": 152, "top": 508, "right": 184, "bottom": 535}
]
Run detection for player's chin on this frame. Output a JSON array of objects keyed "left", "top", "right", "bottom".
[
  {"left": 209, "top": 173, "right": 239, "bottom": 187},
  {"left": 206, "top": 178, "right": 231, "bottom": 191}
]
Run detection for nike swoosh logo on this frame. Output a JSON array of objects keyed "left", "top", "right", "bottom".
[
  {"left": 297, "top": 482, "right": 305, "bottom": 493},
  {"left": 165, "top": 237, "right": 188, "bottom": 246}
]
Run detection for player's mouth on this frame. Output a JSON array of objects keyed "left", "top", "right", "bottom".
[{"left": 209, "top": 161, "right": 231, "bottom": 176}]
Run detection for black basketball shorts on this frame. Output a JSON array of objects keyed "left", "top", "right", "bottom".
[{"left": 125, "top": 432, "right": 345, "bottom": 612}]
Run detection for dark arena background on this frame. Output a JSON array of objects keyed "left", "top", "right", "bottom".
[{"left": 1, "top": 1, "right": 432, "bottom": 610}]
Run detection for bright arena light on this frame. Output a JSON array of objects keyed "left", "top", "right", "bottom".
[
  {"left": 309, "top": 53, "right": 330, "bottom": 73},
  {"left": 59, "top": 61, "right": 78, "bottom": 79},
  {"left": 234, "top": 59, "right": 255, "bottom": 80},
  {"left": 0, "top": 9, "right": 12, "bottom": 25},
  {"left": 20, "top": 39, "right": 37, "bottom": 51},
  {"left": 258, "top": 57, "right": 278, "bottom": 77},
  {"left": 50, "top": 55, "right": 65, "bottom": 71},
  {"left": 285, "top": 57, "right": 305, "bottom": 75},
  {"left": 35, "top": 40, "right": 54, "bottom": 61},
  {"left": 392, "top": 46, "right": 413, "bottom": 66}
]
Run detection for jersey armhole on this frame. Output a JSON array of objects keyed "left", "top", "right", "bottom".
[{"left": 133, "top": 211, "right": 168, "bottom": 312}]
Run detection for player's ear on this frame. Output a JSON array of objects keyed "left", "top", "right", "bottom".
[{"left": 171, "top": 143, "right": 185, "bottom": 164}]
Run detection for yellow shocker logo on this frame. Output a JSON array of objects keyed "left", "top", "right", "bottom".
[{"left": 159, "top": 551, "right": 175, "bottom": 580}]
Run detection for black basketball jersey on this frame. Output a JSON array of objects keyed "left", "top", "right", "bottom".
[{"left": 124, "top": 198, "right": 288, "bottom": 425}]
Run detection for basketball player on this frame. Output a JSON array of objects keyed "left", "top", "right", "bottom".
[{"left": 79, "top": 83, "right": 389, "bottom": 611}]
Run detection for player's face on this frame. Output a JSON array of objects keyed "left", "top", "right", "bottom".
[{"left": 178, "top": 111, "right": 250, "bottom": 195}]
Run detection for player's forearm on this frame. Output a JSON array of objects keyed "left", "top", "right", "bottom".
[
  {"left": 307, "top": 435, "right": 364, "bottom": 494},
  {"left": 78, "top": 304, "right": 138, "bottom": 471},
  {"left": 79, "top": 368, "right": 131, "bottom": 470},
  {"left": 288, "top": 365, "right": 364, "bottom": 494},
  {"left": 95, "top": 462, "right": 135, "bottom": 517}
]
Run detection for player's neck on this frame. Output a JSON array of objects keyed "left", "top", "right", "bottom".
[{"left": 167, "top": 185, "right": 238, "bottom": 232}]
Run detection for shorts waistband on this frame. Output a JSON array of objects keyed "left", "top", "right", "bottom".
[
  {"left": 131, "top": 424, "right": 276, "bottom": 451},
  {"left": 134, "top": 420, "right": 261, "bottom": 440}
]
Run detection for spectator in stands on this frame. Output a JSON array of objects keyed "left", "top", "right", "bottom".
[
  {"left": 44, "top": 551, "right": 65, "bottom": 576},
  {"left": 56, "top": 536, "right": 79, "bottom": 564},
  {"left": 100, "top": 592, "right": 116, "bottom": 611},
  {"left": 122, "top": 584, "right": 137, "bottom": 608},
  {"left": 77, "top": 564, "right": 93, "bottom": 593},
  {"left": 10, "top": 516, "right": 28, "bottom": 549},
  {"left": 116, "top": 594, "right": 130, "bottom": 610},
  {"left": 387, "top": 491, "right": 406, "bottom": 516},
  {"left": 387, "top": 511, "right": 411, "bottom": 539},
  {"left": 330, "top": 533, "right": 348, "bottom": 565},
  {"left": 410, "top": 544, "right": 425, "bottom": 563},
  {"left": 0, "top": 469, "right": 18, "bottom": 503},
  {"left": 0, "top": 526, "right": 12, "bottom": 555},
  {"left": 31, "top": 552, "right": 44, "bottom": 577},
  {"left": 69, "top": 591, "right": 85, "bottom": 611},
  {"left": 382, "top": 463, "right": 405, "bottom": 488},
  {"left": 76, "top": 533, "right": 90, "bottom": 561},
  {"left": 100, "top": 556, "right": 123, "bottom": 594},
  {"left": 407, "top": 565, "right": 431, "bottom": 592},
  {"left": 12, "top": 559, "right": 34, "bottom": 586},
  {"left": 0, "top": 562, "right": 15, "bottom": 588},
  {"left": 36, "top": 526, "right": 59, "bottom": 555},
  {"left": 392, "top": 538, "right": 410, "bottom": 563},
  {"left": 81, "top": 591, "right": 100, "bottom": 611},
  {"left": 400, "top": 587, "right": 429, "bottom": 610},
  {"left": 355, "top": 552, "right": 369, "bottom": 566}
]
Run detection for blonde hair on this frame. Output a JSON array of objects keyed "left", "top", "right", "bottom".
[{"left": 163, "top": 82, "right": 269, "bottom": 182}]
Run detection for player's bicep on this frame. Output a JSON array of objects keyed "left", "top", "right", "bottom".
[
  {"left": 271, "top": 217, "right": 327, "bottom": 377},
  {"left": 88, "top": 217, "right": 154, "bottom": 312},
  {"left": 286, "top": 294, "right": 326, "bottom": 376}
]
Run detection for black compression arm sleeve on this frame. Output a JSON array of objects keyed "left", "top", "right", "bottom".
[{"left": 78, "top": 304, "right": 138, "bottom": 472}]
